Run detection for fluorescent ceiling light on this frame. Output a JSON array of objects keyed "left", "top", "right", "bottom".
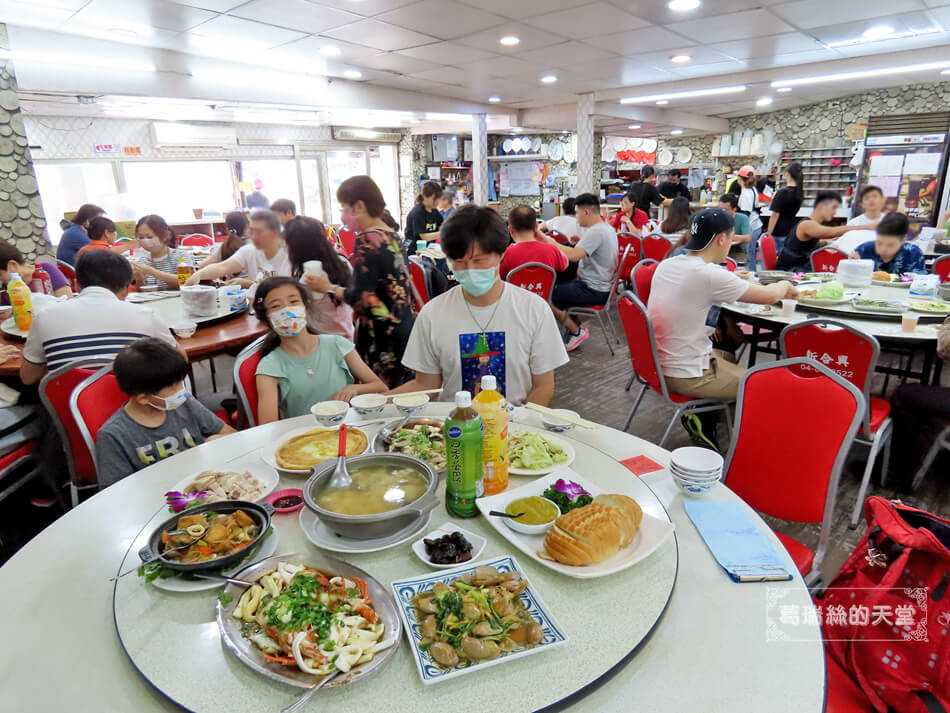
[
  {"left": 670, "top": 54, "right": 691, "bottom": 64},
  {"left": 863, "top": 25, "right": 894, "bottom": 39},
  {"left": 656, "top": 100, "right": 669, "bottom": 105},
  {"left": 668, "top": 0, "right": 700, "bottom": 10},
  {"left": 541, "top": 74, "right": 558, "bottom": 83},
  {"left": 319, "top": 44, "right": 342, "bottom": 57},
  {"left": 488, "top": 95, "right": 501, "bottom": 103},
  {"left": 500, "top": 35, "right": 520, "bottom": 46},
  {"left": 756, "top": 96, "right": 773, "bottom": 106},
  {"left": 0, "top": 49, "right": 154, "bottom": 72},
  {"left": 826, "top": 26, "right": 940, "bottom": 48},
  {"left": 343, "top": 69, "right": 362, "bottom": 80},
  {"left": 671, "top": 129, "right": 684, "bottom": 135},
  {"left": 777, "top": 87, "right": 793, "bottom": 93},
  {"left": 771, "top": 61, "right": 950, "bottom": 88},
  {"left": 621, "top": 84, "right": 746, "bottom": 103},
  {"left": 628, "top": 124, "right": 641, "bottom": 129}
]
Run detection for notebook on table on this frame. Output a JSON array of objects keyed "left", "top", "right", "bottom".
[{"left": 684, "top": 500, "right": 793, "bottom": 583}]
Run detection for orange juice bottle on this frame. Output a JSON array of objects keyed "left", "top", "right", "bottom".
[
  {"left": 176, "top": 255, "right": 194, "bottom": 285},
  {"left": 7, "top": 272, "right": 33, "bottom": 331},
  {"left": 473, "top": 374, "right": 508, "bottom": 495}
]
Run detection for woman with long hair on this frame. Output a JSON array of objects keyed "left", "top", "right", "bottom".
[
  {"left": 766, "top": 161, "right": 804, "bottom": 253},
  {"left": 133, "top": 214, "right": 187, "bottom": 289},
  {"left": 197, "top": 211, "right": 250, "bottom": 278},
  {"left": 334, "top": 175, "right": 415, "bottom": 387},
  {"left": 404, "top": 180, "right": 443, "bottom": 254},
  {"left": 252, "top": 276, "right": 384, "bottom": 423},
  {"left": 283, "top": 215, "right": 355, "bottom": 340},
  {"left": 655, "top": 196, "right": 691, "bottom": 239}
]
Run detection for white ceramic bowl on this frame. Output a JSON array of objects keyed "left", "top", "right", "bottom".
[
  {"left": 310, "top": 400, "right": 348, "bottom": 426},
  {"left": 500, "top": 496, "right": 560, "bottom": 535},
  {"left": 350, "top": 393, "right": 386, "bottom": 417},
  {"left": 393, "top": 393, "right": 429, "bottom": 418},
  {"left": 171, "top": 321, "right": 197, "bottom": 339},
  {"left": 672, "top": 474, "right": 716, "bottom": 495},
  {"left": 669, "top": 446, "right": 723, "bottom": 473},
  {"left": 541, "top": 409, "right": 577, "bottom": 433},
  {"left": 411, "top": 523, "right": 487, "bottom": 569},
  {"left": 670, "top": 466, "right": 721, "bottom": 484}
]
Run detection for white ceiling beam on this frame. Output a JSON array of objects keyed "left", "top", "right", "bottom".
[{"left": 516, "top": 104, "right": 728, "bottom": 134}]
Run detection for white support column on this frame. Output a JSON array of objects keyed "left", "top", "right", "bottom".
[
  {"left": 472, "top": 113, "right": 488, "bottom": 205},
  {"left": 576, "top": 92, "right": 595, "bottom": 196}
]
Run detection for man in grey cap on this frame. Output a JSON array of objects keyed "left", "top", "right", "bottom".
[{"left": 647, "top": 208, "right": 796, "bottom": 444}]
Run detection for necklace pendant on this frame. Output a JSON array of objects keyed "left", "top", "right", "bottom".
[{"left": 307, "top": 368, "right": 314, "bottom": 377}]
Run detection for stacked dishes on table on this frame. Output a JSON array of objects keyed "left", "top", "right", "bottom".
[
  {"left": 757, "top": 270, "right": 794, "bottom": 285},
  {"left": 669, "top": 447, "right": 723, "bottom": 495}
]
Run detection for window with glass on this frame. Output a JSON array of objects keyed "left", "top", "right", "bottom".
[
  {"left": 121, "top": 161, "right": 236, "bottom": 222},
  {"left": 326, "top": 150, "right": 367, "bottom": 225},
  {"left": 369, "top": 144, "right": 401, "bottom": 227},
  {"left": 33, "top": 162, "right": 118, "bottom": 243},
  {"left": 238, "top": 159, "right": 300, "bottom": 213}
]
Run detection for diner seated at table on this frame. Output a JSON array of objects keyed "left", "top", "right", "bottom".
[
  {"left": 776, "top": 191, "right": 875, "bottom": 271},
  {"left": 283, "top": 215, "right": 355, "bottom": 340},
  {"left": 538, "top": 197, "right": 579, "bottom": 243},
  {"left": 253, "top": 277, "right": 384, "bottom": 423},
  {"left": 55, "top": 203, "right": 104, "bottom": 265},
  {"left": 95, "top": 338, "right": 235, "bottom": 488},
  {"left": 270, "top": 198, "right": 296, "bottom": 227},
  {"left": 718, "top": 193, "right": 751, "bottom": 245},
  {"left": 389, "top": 204, "right": 568, "bottom": 406},
  {"left": 649, "top": 208, "right": 797, "bottom": 445},
  {"left": 648, "top": 196, "right": 691, "bottom": 242},
  {"left": 0, "top": 239, "right": 72, "bottom": 299},
  {"left": 499, "top": 204, "right": 568, "bottom": 279},
  {"left": 19, "top": 251, "right": 179, "bottom": 385},
  {"left": 76, "top": 216, "right": 136, "bottom": 259},
  {"left": 197, "top": 211, "right": 250, "bottom": 278},
  {"left": 186, "top": 209, "right": 290, "bottom": 291},
  {"left": 609, "top": 191, "right": 648, "bottom": 236},
  {"left": 540, "top": 193, "right": 618, "bottom": 352},
  {"left": 848, "top": 212, "right": 926, "bottom": 274},
  {"left": 132, "top": 214, "right": 188, "bottom": 289}
]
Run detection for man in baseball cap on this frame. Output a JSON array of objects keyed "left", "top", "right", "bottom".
[{"left": 647, "top": 207, "right": 796, "bottom": 449}]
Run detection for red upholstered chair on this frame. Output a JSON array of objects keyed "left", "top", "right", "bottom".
[
  {"left": 617, "top": 291, "right": 731, "bottom": 444},
  {"left": 56, "top": 259, "right": 79, "bottom": 291},
  {"left": 69, "top": 365, "right": 128, "bottom": 476},
  {"left": 826, "top": 649, "right": 875, "bottom": 713},
  {"left": 547, "top": 230, "right": 571, "bottom": 245},
  {"left": 779, "top": 320, "right": 892, "bottom": 528},
  {"left": 641, "top": 234, "right": 671, "bottom": 262},
  {"left": 617, "top": 232, "right": 642, "bottom": 266},
  {"left": 809, "top": 246, "right": 848, "bottom": 273},
  {"left": 566, "top": 245, "right": 629, "bottom": 356},
  {"left": 724, "top": 358, "right": 864, "bottom": 583},
  {"left": 759, "top": 234, "right": 778, "bottom": 270},
  {"left": 631, "top": 259, "right": 659, "bottom": 305},
  {"left": 233, "top": 336, "right": 266, "bottom": 428},
  {"left": 180, "top": 233, "right": 214, "bottom": 248},
  {"left": 723, "top": 257, "right": 737, "bottom": 272},
  {"left": 408, "top": 256, "right": 431, "bottom": 308},
  {"left": 338, "top": 228, "right": 357, "bottom": 256},
  {"left": 506, "top": 262, "right": 556, "bottom": 303},
  {"left": 0, "top": 440, "right": 54, "bottom": 509},
  {"left": 935, "top": 254, "right": 950, "bottom": 283}
]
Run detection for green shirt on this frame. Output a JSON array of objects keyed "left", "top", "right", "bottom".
[
  {"left": 256, "top": 335, "right": 355, "bottom": 419},
  {"left": 733, "top": 211, "right": 751, "bottom": 237}
]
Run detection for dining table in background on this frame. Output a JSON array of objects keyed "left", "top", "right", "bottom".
[{"left": 0, "top": 405, "right": 825, "bottom": 713}]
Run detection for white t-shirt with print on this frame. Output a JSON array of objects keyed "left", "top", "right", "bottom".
[
  {"left": 230, "top": 243, "right": 291, "bottom": 283},
  {"left": 402, "top": 284, "right": 569, "bottom": 406},
  {"left": 647, "top": 255, "right": 750, "bottom": 379}
]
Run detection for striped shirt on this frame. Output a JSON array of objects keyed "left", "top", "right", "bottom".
[
  {"left": 22, "top": 286, "right": 176, "bottom": 371},
  {"left": 137, "top": 248, "right": 188, "bottom": 287}
]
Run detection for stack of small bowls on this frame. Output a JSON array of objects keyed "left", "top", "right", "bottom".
[{"left": 669, "top": 447, "right": 723, "bottom": 495}]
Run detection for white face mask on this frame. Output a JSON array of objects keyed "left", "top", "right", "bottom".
[
  {"left": 268, "top": 305, "right": 307, "bottom": 337},
  {"left": 149, "top": 388, "right": 188, "bottom": 411},
  {"left": 139, "top": 236, "right": 161, "bottom": 251}
]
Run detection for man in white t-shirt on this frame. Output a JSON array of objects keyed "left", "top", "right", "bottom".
[
  {"left": 835, "top": 184, "right": 886, "bottom": 253},
  {"left": 392, "top": 205, "right": 568, "bottom": 406},
  {"left": 539, "top": 193, "right": 618, "bottom": 351},
  {"left": 539, "top": 197, "right": 580, "bottom": 243},
  {"left": 185, "top": 210, "right": 290, "bottom": 290},
  {"left": 649, "top": 208, "right": 796, "bottom": 403}
]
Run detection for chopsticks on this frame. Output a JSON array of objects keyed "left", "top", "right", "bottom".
[
  {"left": 388, "top": 388, "right": 443, "bottom": 399},
  {"left": 524, "top": 403, "right": 598, "bottom": 429}
]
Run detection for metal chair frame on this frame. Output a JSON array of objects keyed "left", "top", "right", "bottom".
[
  {"left": 565, "top": 245, "right": 629, "bottom": 356},
  {"left": 912, "top": 422, "right": 950, "bottom": 489},
  {"left": 69, "top": 363, "right": 121, "bottom": 478}
]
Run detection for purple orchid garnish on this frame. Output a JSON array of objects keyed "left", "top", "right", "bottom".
[
  {"left": 165, "top": 490, "right": 207, "bottom": 513},
  {"left": 554, "top": 478, "right": 590, "bottom": 501}
]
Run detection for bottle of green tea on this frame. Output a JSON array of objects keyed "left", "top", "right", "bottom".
[{"left": 443, "top": 390, "right": 484, "bottom": 517}]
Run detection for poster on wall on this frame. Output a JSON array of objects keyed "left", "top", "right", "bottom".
[{"left": 500, "top": 162, "right": 542, "bottom": 196}]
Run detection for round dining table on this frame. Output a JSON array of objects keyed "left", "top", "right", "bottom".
[{"left": 0, "top": 405, "right": 825, "bottom": 712}]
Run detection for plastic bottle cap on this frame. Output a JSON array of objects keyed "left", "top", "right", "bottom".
[
  {"left": 481, "top": 375, "right": 497, "bottom": 391},
  {"left": 455, "top": 390, "right": 472, "bottom": 407}
]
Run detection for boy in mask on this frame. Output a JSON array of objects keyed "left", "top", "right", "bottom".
[
  {"left": 95, "top": 338, "right": 234, "bottom": 488},
  {"left": 392, "top": 205, "right": 567, "bottom": 406}
]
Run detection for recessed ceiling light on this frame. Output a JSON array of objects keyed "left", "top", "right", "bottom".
[
  {"left": 500, "top": 35, "right": 520, "bottom": 46},
  {"left": 777, "top": 86, "right": 793, "bottom": 92},
  {"left": 756, "top": 96, "right": 773, "bottom": 106},
  {"left": 488, "top": 95, "right": 501, "bottom": 103},
  {"left": 622, "top": 84, "right": 746, "bottom": 104},
  {"left": 628, "top": 124, "right": 641, "bottom": 129},
  {"left": 541, "top": 74, "right": 558, "bottom": 83},
  {"left": 668, "top": 0, "right": 700, "bottom": 10},
  {"left": 862, "top": 25, "right": 894, "bottom": 39},
  {"left": 656, "top": 100, "right": 669, "bottom": 105},
  {"left": 670, "top": 54, "right": 691, "bottom": 64},
  {"left": 320, "top": 44, "right": 342, "bottom": 57},
  {"left": 771, "top": 61, "right": 950, "bottom": 88},
  {"left": 671, "top": 129, "right": 684, "bottom": 135},
  {"left": 343, "top": 69, "right": 362, "bottom": 80}
]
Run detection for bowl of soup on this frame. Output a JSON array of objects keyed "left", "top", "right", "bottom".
[{"left": 302, "top": 453, "right": 439, "bottom": 539}]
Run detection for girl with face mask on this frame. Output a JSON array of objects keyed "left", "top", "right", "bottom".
[
  {"left": 134, "top": 214, "right": 188, "bottom": 289},
  {"left": 253, "top": 277, "right": 386, "bottom": 424}
]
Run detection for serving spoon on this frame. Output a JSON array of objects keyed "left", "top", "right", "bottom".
[
  {"left": 280, "top": 670, "right": 340, "bottom": 713},
  {"left": 325, "top": 424, "right": 353, "bottom": 490},
  {"left": 488, "top": 510, "right": 525, "bottom": 520},
  {"left": 110, "top": 536, "right": 203, "bottom": 580}
]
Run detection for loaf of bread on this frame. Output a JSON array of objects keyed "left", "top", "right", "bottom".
[{"left": 541, "top": 493, "right": 643, "bottom": 566}]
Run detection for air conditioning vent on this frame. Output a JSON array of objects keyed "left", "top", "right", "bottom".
[{"left": 151, "top": 122, "right": 238, "bottom": 147}]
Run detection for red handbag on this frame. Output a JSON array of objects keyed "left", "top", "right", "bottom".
[{"left": 823, "top": 497, "right": 950, "bottom": 713}]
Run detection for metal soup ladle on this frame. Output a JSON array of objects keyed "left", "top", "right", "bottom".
[{"left": 325, "top": 424, "right": 353, "bottom": 490}]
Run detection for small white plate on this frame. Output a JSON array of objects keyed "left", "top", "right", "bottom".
[
  {"left": 549, "top": 141, "right": 563, "bottom": 161},
  {"left": 675, "top": 147, "right": 692, "bottom": 163},
  {"left": 298, "top": 506, "right": 431, "bottom": 554},
  {"left": 656, "top": 148, "right": 673, "bottom": 166},
  {"left": 502, "top": 138, "right": 513, "bottom": 153},
  {"left": 907, "top": 300, "right": 950, "bottom": 315},
  {"left": 411, "top": 523, "right": 486, "bottom": 569},
  {"left": 168, "top": 458, "right": 279, "bottom": 504},
  {"left": 508, "top": 428, "right": 576, "bottom": 476},
  {"left": 641, "top": 138, "right": 657, "bottom": 153},
  {"left": 151, "top": 527, "right": 280, "bottom": 592},
  {"left": 261, "top": 424, "right": 369, "bottom": 475}
]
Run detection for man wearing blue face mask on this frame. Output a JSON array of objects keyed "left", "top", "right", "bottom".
[
  {"left": 391, "top": 205, "right": 568, "bottom": 406},
  {"left": 95, "top": 338, "right": 235, "bottom": 488}
]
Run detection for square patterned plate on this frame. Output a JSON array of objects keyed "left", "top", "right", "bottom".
[{"left": 390, "top": 555, "right": 568, "bottom": 684}]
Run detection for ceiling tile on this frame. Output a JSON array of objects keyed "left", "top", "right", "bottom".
[
  {"left": 366, "top": 73, "right": 445, "bottom": 91},
  {"left": 474, "top": 54, "right": 545, "bottom": 78},
  {"left": 626, "top": 45, "right": 736, "bottom": 67},
  {"left": 455, "top": 22, "right": 567, "bottom": 52},
  {"left": 524, "top": 2, "right": 651, "bottom": 38},
  {"left": 518, "top": 41, "right": 617, "bottom": 67},
  {"left": 396, "top": 41, "right": 497, "bottom": 63},
  {"left": 165, "top": 0, "right": 243, "bottom": 11},
  {"left": 280, "top": 36, "right": 383, "bottom": 61},
  {"left": 456, "top": 0, "right": 597, "bottom": 19},
  {"left": 808, "top": 11, "right": 942, "bottom": 43},
  {"left": 375, "top": 0, "right": 506, "bottom": 40},
  {"left": 307, "top": 0, "right": 419, "bottom": 15},
  {"left": 407, "top": 66, "right": 466, "bottom": 82},
  {"left": 743, "top": 48, "right": 840, "bottom": 69},
  {"left": 571, "top": 58, "right": 676, "bottom": 87},
  {"left": 74, "top": 0, "right": 215, "bottom": 33},
  {"left": 709, "top": 32, "right": 826, "bottom": 60},
  {"left": 924, "top": 0, "right": 950, "bottom": 6},
  {"left": 229, "top": 0, "right": 361, "bottom": 34},
  {"left": 668, "top": 59, "right": 747, "bottom": 78},
  {"left": 591, "top": 26, "right": 694, "bottom": 56},
  {"left": 608, "top": 0, "right": 785, "bottom": 26},
  {"left": 830, "top": 32, "right": 950, "bottom": 57},
  {"left": 0, "top": 1, "right": 74, "bottom": 28},
  {"left": 771, "top": 0, "right": 921, "bottom": 29},
  {"left": 322, "top": 18, "right": 438, "bottom": 50},
  {"left": 186, "top": 15, "right": 307, "bottom": 48},
  {"left": 667, "top": 8, "right": 794, "bottom": 44},
  {"left": 354, "top": 51, "right": 436, "bottom": 74}
]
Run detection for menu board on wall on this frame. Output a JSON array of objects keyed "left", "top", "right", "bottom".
[{"left": 499, "top": 162, "right": 542, "bottom": 196}]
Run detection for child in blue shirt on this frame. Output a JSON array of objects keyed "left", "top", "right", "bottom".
[{"left": 849, "top": 212, "right": 926, "bottom": 274}]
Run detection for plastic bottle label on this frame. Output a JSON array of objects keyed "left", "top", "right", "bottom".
[{"left": 447, "top": 426, "right": 462, "bottom": 438}]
